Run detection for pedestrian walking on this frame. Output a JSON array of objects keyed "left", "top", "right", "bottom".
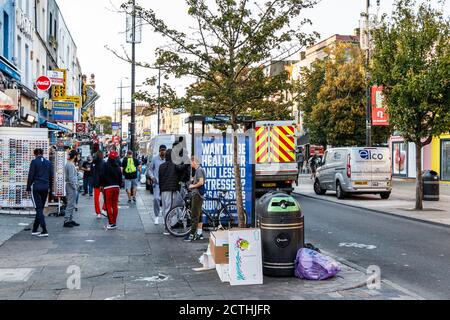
[
  {"left": 309, "top": 153, "right": 320, "bottom": 180},
  {"left": 26, "top": 148, "right": 53, "bottom": 237},
  {"left": 158, "top": 149, "right": 189, "bottom": 235},
  {"left": 149, "top": 145, "right": 167, "bottom": 225},
  {"left": 92, "top": 151, "right": 107, "bottom": 219},
  {"left": 100, "top": 151, "right": 123, "bottom": 230},
  {"left": 121, "top": 151, "right": 141, "bottom": 204},
  {"left": 81, "top": 155, "right": 94, "bottom": 196},
  {"left": 64, "top": 150, "right": 81, "bottom": 228},
  {"left": 184, "top": 156, "right": 206, "bottom": 242}
]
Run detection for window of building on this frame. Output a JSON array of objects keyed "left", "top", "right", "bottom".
[
  {"left": 17, "top": 36, "right": 22, "bottom": 69},
  {"left": 42, "top": 8, "right": 46, "bottom": 36},
  {"left": 26, "top": 0, "right": 30, "bottom": 17},
  {"left": 36, "top": 59, "right": 40, "bottom": 80},
  {"left": 25, "top": 44, "right": 30, "bottom": 86},
  {"left": 49, "top": 12, "right": 53, "bottom": 37},
  {"left": 3, "top": 11, "right": 10, "bottom": 58},
  {"left": 441, "top": 140, "right": 450, "bottom": 181}
]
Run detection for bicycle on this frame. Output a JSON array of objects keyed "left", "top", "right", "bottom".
[{"left": 164, "top": 187, "right": 248, "bottom": 237}]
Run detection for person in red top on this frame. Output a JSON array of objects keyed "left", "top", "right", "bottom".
[{"left": 100, "top": 151, "right": 123, "bottom": 230}]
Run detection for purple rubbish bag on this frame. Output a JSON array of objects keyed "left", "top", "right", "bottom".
[{"left": 295, "top": 248, "right": 341, "bottom": 280}]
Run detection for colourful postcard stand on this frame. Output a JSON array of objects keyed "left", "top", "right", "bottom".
[{"left": 228, "top": 228, "right": 263, "bottom": 286}]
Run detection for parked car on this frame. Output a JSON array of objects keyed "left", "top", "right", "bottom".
[{"left": 314, "top": 147, "right": 392, "bottom": 199}]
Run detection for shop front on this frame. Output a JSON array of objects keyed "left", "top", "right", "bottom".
[
  {"left": 390, "top": 135, "right": 433, "bottom": 179},
  {"left": 431, "top": 134, "right": 450, "bottom": 182}
]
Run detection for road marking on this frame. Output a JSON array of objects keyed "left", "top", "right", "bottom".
[
  {"left": 0, "top": 268, "right": 34, "bottom": 282},
  {"left": 339, "top": 243, "right": 377, "bottom": 250}
]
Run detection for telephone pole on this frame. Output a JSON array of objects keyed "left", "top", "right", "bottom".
[
  {"left": 157, "top": 67, "right": 161, "bottom": 135},
  {"left": 365, "top": 0, "right": 372, "bottom": 147},
  {"left": 129, "top": 0, "right": 137, "bottom": 156}
]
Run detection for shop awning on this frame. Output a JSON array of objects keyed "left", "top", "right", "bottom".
[{"left": 39, "top": 119, "right": 70, "bottom": 133}]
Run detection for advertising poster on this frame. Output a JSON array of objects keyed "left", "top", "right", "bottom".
[
  {"left": 393, "top": 142, "right": 407, "bottom": 176},
  {"left": 372, "top": 86, "right": 389, "bottom": 126},
  {"left": 195, "top": 134, "right": 254, "bottom": 225},
  {"left": 228, "top": 229, "right": 263, "bottom": 286}
]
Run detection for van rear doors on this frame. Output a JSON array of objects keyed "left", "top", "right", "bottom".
[{"left": 350, "top": 148, "right": 391, "bottom": 188}]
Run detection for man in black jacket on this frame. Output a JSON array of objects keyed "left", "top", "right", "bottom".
[
  {"left": 159, "top": 149, "right": 190, "bottom": 234},
  {"left": 27, "top": 148, "right": 53, "bottom": 237}
]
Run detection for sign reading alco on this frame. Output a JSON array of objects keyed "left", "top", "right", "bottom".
[{"left": 359, "top": 149, "right": 384, "bottom": 161}]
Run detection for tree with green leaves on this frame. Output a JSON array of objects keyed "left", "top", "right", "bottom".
[
  {"left": 297, "top": 43, "right": 392, "bottom": 148},
  {"left": 117, "top": 0, "right": 319, "bottom": 227},
  {"left": 95, "top": 116, "right": 113, "bottom": 135},
  {"left": 371, "top": 0, "right": 450, "bottom": 210}
]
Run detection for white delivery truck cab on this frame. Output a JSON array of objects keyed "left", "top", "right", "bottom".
[{"left": 314, "top": 147, "right": 392, "bottom": 199}]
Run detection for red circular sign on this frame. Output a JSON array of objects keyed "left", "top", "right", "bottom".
[{"left": 36, "top": 76, "right": 52, "bottom": 91}]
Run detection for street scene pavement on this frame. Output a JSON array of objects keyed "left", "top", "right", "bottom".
[
  {"left": 0, "top": 186, "right": 421, "bottom": 300},
  {"left": 295, "top": 176, "right": 450, "bottom": 226}
]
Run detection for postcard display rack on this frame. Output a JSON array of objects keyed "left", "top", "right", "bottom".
[{"left": 0, "top": 128, "right": 49, "bottom": 210}]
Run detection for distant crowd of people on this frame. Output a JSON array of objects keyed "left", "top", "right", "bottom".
[{"left": 26, "top": 143, "right": 206, "bottom": 242}]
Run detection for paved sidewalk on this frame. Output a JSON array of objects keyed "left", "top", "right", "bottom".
[
  {"left": 0, "top": 187, "right": 420, "bottom": 300},
  {"left": 294, "top": 176, "right": 450, "bottom": 226}
]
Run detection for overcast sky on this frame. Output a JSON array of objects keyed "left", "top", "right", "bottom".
[{"left": 56, "top": 0, "right": 450, "bottom": 117}]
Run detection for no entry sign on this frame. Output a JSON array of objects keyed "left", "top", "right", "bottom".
[{"left": 36, "top": 76, "right": 52, "bottom": 91}]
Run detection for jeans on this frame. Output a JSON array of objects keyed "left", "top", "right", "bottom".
[
  {"left": 153, "top": 184, "right": 161, "bottom": 217},
  {"left": 65, "top": 184, "right": 77, "bottom": 222},
  {"left": 31, "top": 187, "right": 48, "bottom": 232},
  {"left": 83, "top": 177, "right": 93, "bottom": 195}
]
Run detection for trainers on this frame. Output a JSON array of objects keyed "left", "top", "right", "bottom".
[
  {"left": 128, "top": 199, "right": 132, "bottom": 204},
  {"left": 96, "top": 214, "right": 103, "bottom": 219},
  {"left": 38, "top": 232, "right": 49, "bottom": 238},
  {"left": 31, "top": 231, "right": 40, "bottom": 236},
  {"left": 69, "top": 221, "right": 80, "bottom": 227},
  {"left": 133, "top": 197, "right": 137, "bottom": 203},
  {"left": 154, "top": 217, "right": 160, "bottom": 225},
  {"left": 63, "top": 222, "right": 74, "bottom": 228},
  {"left": 184, "top": 234, "right": 196, "bottom": 242},
  {"left": 196, "top": 233, "right": 204, "bottom": 240},
  {"left": 163, "top": 232, "right": 170, "bottom": 236},
  {"left": 106, "top": 224, "right": 117, "bottom": 230}
]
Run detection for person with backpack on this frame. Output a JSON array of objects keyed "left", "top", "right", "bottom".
[
  {"left": 100, "top": 151, "right": 123, "bottom": 230},
  {"left": 184, "top": 155, "right": 206, "bottom": 242},
  {"left": 158, "top": 149, "right": 190, "bottom": 235},
  {"left": 121, "top": 150, "right": 141, "bottom": 204},
  {"left": 26, "top": 148, "right": 53, "bottom": 237}
]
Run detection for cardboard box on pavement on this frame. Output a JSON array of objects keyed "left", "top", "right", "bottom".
[
  {"left": 209, "top": 230, "right": 229, "bottom": 264},
  {"left": 228, "top": 228, "right": 263, "bottom": 286},
  {"left": 216, "top": 264, "right": 230, "bottom": 283}
]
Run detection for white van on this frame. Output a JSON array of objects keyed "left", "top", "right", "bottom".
[{"left": 314, "top": 147, "right": 392, "bottom": 199}]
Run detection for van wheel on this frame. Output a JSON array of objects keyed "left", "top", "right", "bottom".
[
  {"left": 336, "top": 182, "right": 346, "bottom": 199},
  {"left": 380, "top": 192, "right": 391, "bottom": 200},
  {"left": 314, "top": 180, "right": 326, "bottom": 195}
]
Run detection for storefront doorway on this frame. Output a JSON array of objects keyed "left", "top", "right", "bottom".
[{"left": 441, "top": 139, "right": 450, "bottom": 181}]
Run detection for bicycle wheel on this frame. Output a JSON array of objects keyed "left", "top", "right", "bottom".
[
  {"left": 164, "top": 206, "right": 192, "bottom": 237},
  {"left": 218, "top": 204, "right": 248, "bottom": 229}
]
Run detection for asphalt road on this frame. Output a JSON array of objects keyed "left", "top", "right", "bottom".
[{"left": 295, "top": 194, "right": 450, "bottom": 300}]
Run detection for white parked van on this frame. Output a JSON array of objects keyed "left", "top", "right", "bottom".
[{"left": 314, "top": 147, "right": 392, "bottom": 199}]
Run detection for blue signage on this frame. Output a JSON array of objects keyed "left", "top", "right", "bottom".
[
  {"left": 195, "top": 134, "right": 254, "bottom": 225},
  {"left": 112, "top": 122, "right": 121, "bottom": 131},
  {"left": 53, "top": 107, "right": 75, "bottom": 122},
  {"left": 53, "top": 101, "right": 75, "bottom": 109},
  {"left": 0, "top": 59, "right": 21, "bottom": 81}
]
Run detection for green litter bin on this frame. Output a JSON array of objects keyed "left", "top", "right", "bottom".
[{"left": 257, "top": 192, "right": 304, "bottom": 277}]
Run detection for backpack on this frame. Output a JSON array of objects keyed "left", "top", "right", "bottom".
[{"left": 125, "top": 158, "right": 137, "bottom": 174}]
